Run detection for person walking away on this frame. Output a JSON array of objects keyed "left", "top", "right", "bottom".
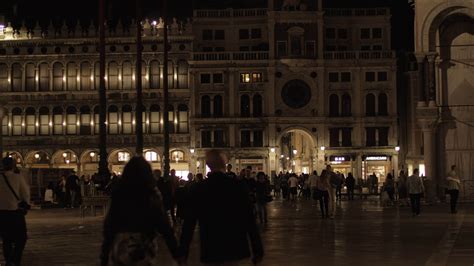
[
  {"left": 179, "top": 149, "right": 264, "bottom": 265},
  {"left": 0, "top": 157, "right": 30, "bottom": 266},
  {"left": 280, "top": 174, "right": 289, "bottom": 200},
  {"left": 407, "top": 168, "right": 424, "bottom": 216},
  {"left": 155, "top": 170, "right": 175, "bottom": 224},
  {"left": 309, "top": 171, "right": 318, "bottom": 201},
  {"left": 288, "top": 174, "right": 299, "bottom": 201},
  {"left": 316, "top": 170, "right": 330, "bottom": 218},
  {"left": 398, "top": 170, "right": 409, "bottom": 206},
  {"left": 446, "top": 165, "right": 461, "bottom": 214},
  {"left": 327, "top": 165, "right": 338, "bottom": 218},
  {"left": 273, "top": 173, "right": 281, "bottom": 198},
  {"left": 56, "top": 175, "right": 67, "bottom": 207},
  {"left": 100, "top": 157, "right": 181, "bottom": 265},
  {"left": 384, "top": 173, "right": 395, "bottom": 205},
  {"left": 345, "top": 173, "right": 355, "bottom": 200},
  {"left": 66, "top": 171, "right": 80, "bottom": 208},
  {"left": 256, "top": 172, "right": 270, "bottom": 224},
  {"left": 335, "top": 172, "right": 344, "bottom": 201}
]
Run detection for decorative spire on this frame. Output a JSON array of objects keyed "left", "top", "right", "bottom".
[
  {"left": 116, "top": 19, "right": 123, "bottom": 36},
  {"left": 47, "top": 20, "right": 54, "bottom": 38},
  {"left": 143, "top": 18, "right": 151, "bottom": 36},
  {"left": 19, "top": 20, "right": 28, "bottom": 38},
  {"left": 33, "top": 21, "right": 41, "bottom": 38},
  {"left": 61, "top": 20, "right": 68, "bottom": 37},
  {"left": 88, "top": 19, "right": 96, "bottom": 37}
]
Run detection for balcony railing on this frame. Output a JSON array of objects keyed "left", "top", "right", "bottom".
[
  {"left": 323, "top": 51, "right": 394, "bottom": 60},
  {"left": 194, "top": 8, "right": 267, "bottom": 18},
  {"left": 193, "top": 51, "right": 269, "bottom": 61},
  {"left": 324, "top": 8, "right": 389, "bottom": 17}
]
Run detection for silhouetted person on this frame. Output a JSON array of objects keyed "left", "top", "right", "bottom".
[
  {"left": 100, "top": 156, "right": 180, "bottom": 265},
  {"left": 179, "top": 149, "right": 264, "bottom": 265},
  {"left": 0, "top": 157, "right": 30, "bottom": 266},
  {"left": 446, "top": 165, "right": 461, "bottom": 214},
  {"left": 65, "top": 170, "right": 80, "bottom": 208},
  {"left": 345, "top": 173, "right": 355, "bottom": 200},
  {"left": 407, "top": 168, "right": 424, "bottom": 216}
]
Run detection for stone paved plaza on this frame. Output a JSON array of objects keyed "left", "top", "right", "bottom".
[{"left": 1, "top": 198, "right": 474, "bottom": 266}]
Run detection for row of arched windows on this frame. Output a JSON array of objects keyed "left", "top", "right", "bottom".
[
  {"left": 0, "top": 60, "right": 189, "bottom": 92},
  {"left": 328, "top": 93, "right": 388, "bottom": 117},
  {"left": 1, "top": 105, "right": 189, "bottom": 136}
]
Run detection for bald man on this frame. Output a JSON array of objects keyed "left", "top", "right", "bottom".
[{"left": 179, "top": 149, "right": 264, "bottom": 265}]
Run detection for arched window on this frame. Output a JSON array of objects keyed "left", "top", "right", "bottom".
[
  {"left": 201, "top": 95, "right": 211, "bottom": 117},
  {"left": 213, "top": 95, "right": 223, "bottom": 117},
  {"left": 108, "top": 105, "right": 119, "bottom": 134},
  {"left": 108, "top": 61, "right": 119, "bottom": 90},
  {"left": 149, "top": 105, "right": 160, "bottom": 133},
  {"left": 25, "top": 107, "right": 36, "bottom": 136},
  {"left": 94, "top": 62, "right": 100, "bottom": 89},
  {"left": 178, "top": 104, "right": 189, "bottom": 133},
  {"left": 141, "top": 61, "right": 148, "bottom": 90},
  {"left": 145, "top": 151, "right": 159, "bottom": 162},
  {"left": 240, "top": 94, "right": 250, "bottom": 117},
  {"left": 80, "top": 106, "right": 91, "bottom": 135},
  {"left": 66, "top": 106, "right": 77, "bottom": 135},
  {"left": 253, "top": 94, "right": 263, "bottom": 117},
  {"left": 171, "top": 150, "right": 185, "bottom": 162},
  {"left": 39, "top": 107, "right": 49, "bottom": 135},
  {"left": 122, "top": 105, "right": 133, "bottom": 134},
  {"left": 67, "top": 62, "right": 77, "bottom": 91},
  {"left": 25, "top": 63, "right": 35, "bottom": 92},
  {"left": 12, "top": 108, "right": 22, "bottom": 136},
  {"left": 167, "top": 105, "right": 175, "bottom": 133},
  {"left": 366, "top": 93, "right": 376, "bottom": 116},
  {"left": 0, "top": 64, "right": 9, "bottom": 92},
  {"left": 39, "top": 63, "right": 49, "bottom": 91},
  {"left": 150, "top": 60, "right": 160, "bottom": 89},
  {"left": 167, "top": 60, "right": 174, "bottom": 89},
  {"left": 93, "top": 106, "right": 100, "bottom": 134},
  {"left": 52, "top": 62, "right": 64, "bottom": 91},
  {"left": 2, "top": 109, "right": 8, "bottom": 136},
  {"left": 329, "top": 94, "right": 339, "bottom": 117},
  {"left": 122, "top": 61, "right": 132, "bottom": 90},
  {"left": 11, "top": 63, "right": 22, "bottom": 92},
  {"left": 378, "top": 93, "right": 388, "bottom": 116},
  {"left": 53, "top": 107, "right": 63, "bottom": 135},
  {"left": 80, "top": 62, "right": 92, "bottom": 91},
  {"left": 178, "top": 60, "right": 188, "bottom": 89},
  {"left": 341, "top": 94, "right": 352, "bottom": 117}
]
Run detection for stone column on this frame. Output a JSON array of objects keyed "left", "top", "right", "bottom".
[
  {"left": 414, "top": 53, "right": 426, "bottom": 105},
  {"left": 426, "top": 53, "right": 437, "bottom": 106},
  {"left": 420, "top": 119, "right": 437, "bottom": 202}
]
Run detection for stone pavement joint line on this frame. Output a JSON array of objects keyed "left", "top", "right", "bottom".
[{"left": 424, "top": 213, "right": 464, "bottom": 266}]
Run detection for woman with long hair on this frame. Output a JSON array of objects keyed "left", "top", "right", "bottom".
[
  {"left": 100, "top": 156, "right": 180, "bottom": 266},
  {"left": 316, "top": 170, "right": 331, "bottom": 219}
]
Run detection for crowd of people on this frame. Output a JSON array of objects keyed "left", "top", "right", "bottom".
[{"left": 0, "top": 150, "right": 463, "bottom": 265}]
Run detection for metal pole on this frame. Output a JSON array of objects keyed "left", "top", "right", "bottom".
[
  {"left": 0, "top": 108, "right": 4, "bottom": 171},
  {"left": 162, "top": 0, "right": 170, "bottom": 179},
  {"left": 98, "top": 0, "right": 109, "bottom": 178},
  {"left": 135, "top": 0, "right": 144, "bottom": 156}
]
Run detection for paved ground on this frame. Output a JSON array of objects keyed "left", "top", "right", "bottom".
[{"left": 1, "top": 197, "right": 473, "bottom": 266}]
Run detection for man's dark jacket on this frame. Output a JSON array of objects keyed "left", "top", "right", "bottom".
[{"left": 180, "top": 171, "right": 263, "bottom": 263}]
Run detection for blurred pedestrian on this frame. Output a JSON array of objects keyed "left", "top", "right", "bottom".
[
  {"left": 66, "top": 170, "right": 80, "bottom": 208},
  {"left": 345, "top": 173, "right": 355, "bottom": 200},
  {"left": 0, "top": 157, "right": 30, "bottom": 266},
  {"left": 179, "top": 149, "right": 264, "bottom": 265},
  {"left": 288, "top": 173, "right": 299, "bottom": 201},
  {"left": 256, "top": 172, "right": 270, "bottom": 224},
  {"left": 446, "top": 165, "right": 461, "bottom": 214},
  {"left": 398, "top": 170, "right": 409, "bottom": 206},
  {"left": 100, "top": 156, "right": 181, "bottom": 266},
  {"left": 407, "top": 168, "right": 424, "bottom": 216},
  {"left": 316, "top": 169, "right": 330, "bottom": 219}
]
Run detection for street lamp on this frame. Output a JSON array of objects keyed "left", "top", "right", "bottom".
[
  {"left": 270, "top": 147, "right": 275, "bottom": 153},
  {"left": 292, "top": 149, "right": 297, "bottom": 155},
  {"left": 320, "top": 146, "right": 326, "bottom": 151},
  {"left": 395, "top": 146, "right": 400, "bottom": 152},
  {"left": 190, "top": 148, "right": 195, "bottom": 154}
]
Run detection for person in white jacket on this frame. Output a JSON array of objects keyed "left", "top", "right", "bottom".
[{"left": 0, "top": 157, "right": 30, "bottom": 266}]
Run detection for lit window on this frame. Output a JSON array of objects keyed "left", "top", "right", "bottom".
[
  {"left": 171, "top": 150, "right": 185, "bottom": 162},
  {"left": 118, "top": 151, "right": 130, "bottom": 162},
  {"left": 240, "top": 73, "right": 251, "bottom": 83},
  {"left": 252, "top": 72, "right": 263, "bottom": 83},
  {"left": 145, "top": 151, "right": 158, "bottom": 162}
]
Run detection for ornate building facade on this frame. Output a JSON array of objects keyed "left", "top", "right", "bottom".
[
  {"left": 0, "top": 0, "right": 398, "bottom": 183},
  {"left": 401, "top": 0, "right": 474, "bottom": 199}
]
